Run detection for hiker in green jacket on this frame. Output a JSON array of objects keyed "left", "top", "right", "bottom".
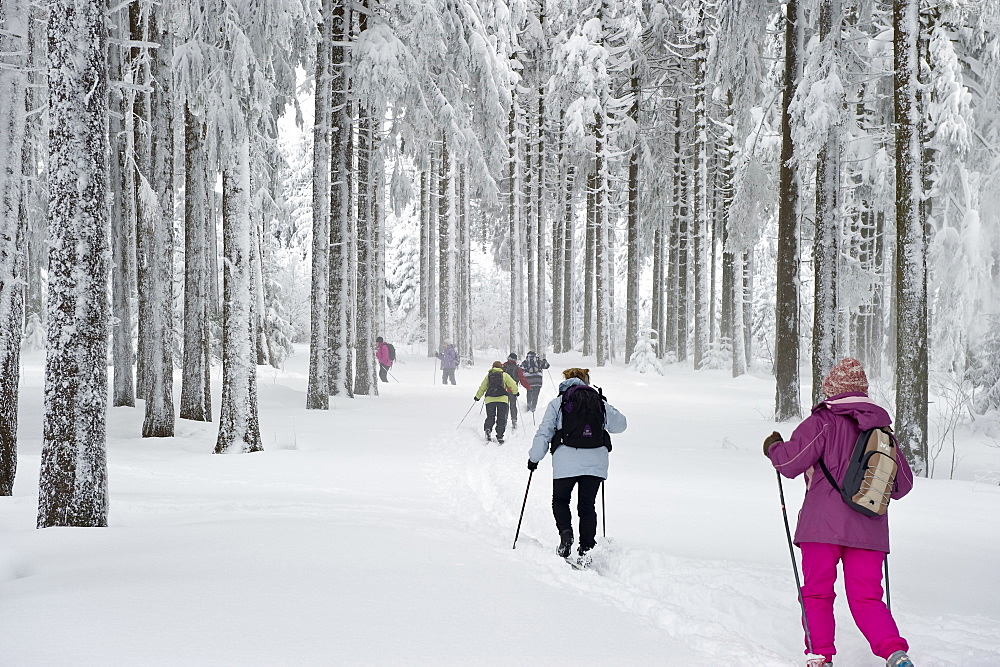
[{"left": 474, "top": 362, "right": 519, "bottom": 444}]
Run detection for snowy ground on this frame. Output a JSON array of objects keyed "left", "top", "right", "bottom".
[{"left": 2, "top": 346, "right": 999, "bottom": 666}]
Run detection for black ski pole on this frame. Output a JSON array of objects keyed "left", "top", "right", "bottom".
[
  {"left": 512, "top": 469, "right": 534, "bottom": 549},
  {"left": 432, "top": 357, "right": 438, "bottom": 385},
  {"left": 388, "top": 370, "right": 400, "bottom": 383},
  {"left": 776, "top": 470, "right": 814, "bottom": 655},
  {"left": 456, "top": 401, "right": 477, "bottom": 429},
  {"left": 884, "top": 555, "right": 891, "bottom": 612},
  {"left": 601, "top": 481, "right": 606, "bottom": 537}
]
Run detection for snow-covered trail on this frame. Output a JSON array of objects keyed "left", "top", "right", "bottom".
[{"left": 1, "top": 347, "right": 999, "bottom": 665}]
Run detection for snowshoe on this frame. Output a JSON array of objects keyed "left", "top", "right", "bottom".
[
  {"left": 805, "top": 656, "right": 831, "bottom": 667},
  {"left": 496, "top": 436, "right": 505, "bottom": 445},
  {"left": 576, "top": 546, "right": 594, "bottom": 569},
  {"left": 556, "top": 530, "right": 573, "bottom": 558},
  {"left": 485, "top": 432, "right": 492, "bottom": 443},
  {"left": 886, "top": 651, "right": 913, "bottom": 667},
  {"left": 564, "top": 556, "right": 589, "bottom": 571}
]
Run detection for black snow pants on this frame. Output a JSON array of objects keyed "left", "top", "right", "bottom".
[
  {"left": 442, "top": 367, "right": 456, "bottom": 385},
  {"left": 484, "top": 401, "right": 509, "bottom": 438},
  {"left": 379, "top": 363, "right": 390, "bottom": 382},
  {"left": 526, "top": 386, "right": 542, "bottom": 412},
  {"left": 552, "top": 475, "right": 603, "bottom": 552}
]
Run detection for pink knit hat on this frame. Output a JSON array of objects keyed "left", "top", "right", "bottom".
[{"left": 821, "top": 357, "right": 868, "bottom": 397}]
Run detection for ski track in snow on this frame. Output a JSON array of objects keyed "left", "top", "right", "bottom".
[{"left": 427, "top": 423, "right": 1000, "bottom": 666}]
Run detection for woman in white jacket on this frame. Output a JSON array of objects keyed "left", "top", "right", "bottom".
[{"left": 527, "top": 368, "right": 627, "bottom": 561}]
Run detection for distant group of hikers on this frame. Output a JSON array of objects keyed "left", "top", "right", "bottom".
[
  {"left": 472, "top": 352, "right": 550, "bottom": 441},
  {"left": 377, "top": 340, "right": 915, "bottom": 667}
]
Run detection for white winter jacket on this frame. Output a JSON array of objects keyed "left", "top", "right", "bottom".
[{"left": 527, "top": 378, "right": 627, "bottom": 480}]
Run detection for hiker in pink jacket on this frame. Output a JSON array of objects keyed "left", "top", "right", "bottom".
[
  {"left": 375, "top": 336, "right": 393, "bottom": 383},
  {"left": 764, "top": 358, "right": 915, "bottom": 667}
]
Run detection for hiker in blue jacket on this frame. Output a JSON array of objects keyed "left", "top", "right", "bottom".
[{"left": 527, "top": 368, "right": 627, "bottom": 562}]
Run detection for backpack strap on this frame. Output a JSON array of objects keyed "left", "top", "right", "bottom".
[{"left": 817, "top": 457, "right": 839, "bottom": 490}]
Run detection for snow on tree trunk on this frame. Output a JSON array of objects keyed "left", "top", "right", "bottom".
[
  {"left": 438, "top": 134, "right": 453, "bottom": 348},
  {"left": 551, "top": 124, "right": 565, "bottom": 354},
  {"left": 692, "top": 11, "right": 709, "bottom": 370},
  {"left": 308, "top": 6, "right": 331, "bottom": 410},
  {"left": 535, "top": 91, "right": 546, "bottom": 355},
  {"left": 37, "top": 0, "right": 110, "bottom": 526},
  {"left": 561, "top": 164, "right": 574, "bottom": 353},
  {"left": 215, "top": 138, "right": 262, "bottom": 454},
  {"left": 583, "top": 171, "right": 595, "bottom": 357},
  {"left": 595, "top": 119, "right": 609, "bottom": 367},
  {"left": 141, "top": 6, "right": 174, "bottom": 438},
  {"left": 354, "top": 107, "right": 376, "bottom": 396},
  {"left": 625, "top": 71, "right": 641, "bottom": 364},
  {"left": 666, "top": 100, "right": 683, "bottom": 360},
  {"left": 131, "top": 1, "right": 152, "bottom": 401},
  {"left": 811, "top": 0, "right": 843, "bottom": 406},
  {"left": 526, "top": 98, "right": 537, "bottom": 354},
  {"left": 0, "top": 0, "right": 28, "bottom": 496},
  {"left": 328, "top": 3, "right": 352, "bottom": 397},
  {"left": 108, "top": 12, "right": 135, "bottom": 408},
  {"left": 180, "top": 105, "right": 212, "bottom": 421},
  {"left": 774, "top": 0, "right": 802, "bottom": 421},
  {"left": 893, "top": 0, "right": 928, "bottom": 474}
]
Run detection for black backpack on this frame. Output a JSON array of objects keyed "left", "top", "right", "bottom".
[
  {"left": 502, "top": 360, "right": 519, "bottom": 384},
  {"left": 485, "top": 370, "right": 506, "bottom": 397},
  {"left": 550, "top": 384, "right": 612, "bottom": 453},
  {"left": 386, "top": 343, "right": 396, "bottom": 362},
  {"left": 818, "top": 426, "right": 899, "bottom": 517}
]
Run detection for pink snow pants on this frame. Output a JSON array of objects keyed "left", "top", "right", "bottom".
[{"left": 799, "top": 542, "right": 909, "bottom": 662}]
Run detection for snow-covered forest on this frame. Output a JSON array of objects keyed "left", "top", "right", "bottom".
[{"left": 2, "top": 0, "right": 1000, "bottom": 662}]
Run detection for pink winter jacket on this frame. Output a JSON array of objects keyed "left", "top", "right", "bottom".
[
  {"left": 767, "top": 392, "right": 915, "bottom": 553},
  {"left": 376, "top": 343, "right": 392, "bottom": 367}
]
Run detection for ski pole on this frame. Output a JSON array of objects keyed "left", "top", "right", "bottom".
[
  {"left": 776, "top": 470, "right": 814, "bottom": 655},
  {"left": 884, "top": 555, "right": 891, "bottom": 612},
  {"left": 512, "top": 469, "right": 534, "bottom": 549},
  {"left": 433, "top": 357, "right": 438, "bottom": 385},
  {"left": 601, "top": 481, "right": 606, "bottom": 537},
  {"left": 388, "top": 370, "right": 400, "bottom": 383},
  {"left": 456, "top": 400, "right": 477, "bottom": 429}
]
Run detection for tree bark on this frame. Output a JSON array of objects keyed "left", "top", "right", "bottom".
[
  {"left": 774, "top": 0, "right": 802, "bottom": 420},
  {"left": 180, "top": 105, "right": 212, "bottom": 421},
  {"left": 307, "top": 6, "right": 331, "bottom": 410},
  {"left": 893, "top": 0, "right": 928, "bottom": 474},
  {"left": 142, "top": 7, "right": 175, "bottom": 438},
  {"left": 625, "top": 71, "right": 641, "bottom": 362},
  {"left": 0, "top": 0, "right": 28, "bottom": 495},
  {"left": 38, "top": 0, "right": 110, "bottom": 526}
]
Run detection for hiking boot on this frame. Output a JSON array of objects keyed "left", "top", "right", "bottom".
[
  {"left": 886, "top": 651, "right": 913, "bottom": 667},
  {"left": 577, "top": 545, "right": 594, "bottom": 568},
  {"left": 485, "top": 431, "right": 492, "bottom": 442},
  {"left": 556, "top": 530, "right": 573, "bottom": 558},
  {"left": 805, "top": 656, "right": 831, "bottom": 667},
  {"left": 497, "top": 436, "right": 504, "bottom": 445}
]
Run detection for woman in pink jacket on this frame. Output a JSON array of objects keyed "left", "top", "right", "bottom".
[{"left": 765, "top": 358, "right": 915, "bottom": 667}]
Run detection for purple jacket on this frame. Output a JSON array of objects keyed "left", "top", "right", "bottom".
[{"left": 767, "top": 392, "right": 914, "bottom": 553}]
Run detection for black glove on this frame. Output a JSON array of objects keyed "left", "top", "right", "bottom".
[
  {"left": 527, "top": 459, "right": 538, "bottom": 471},
  {"left": 473, "top": 396, "right": 480, "bottom": 401},
  {"left": 595, "top": 385, "right": 607, "bottom": 401},
  {"left": 763, "top": 431, "right": 783, "bottom": 457}
]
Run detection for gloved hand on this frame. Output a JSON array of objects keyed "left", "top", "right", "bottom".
[
  {"left": 763, "top": 431, "right": 783, "bottom": 457},
  {"left": 473, "top": 396, "right": 480, "bottom": 401},
  {"left": 527, "top": 459, "right": 538, "bottom": 471}
]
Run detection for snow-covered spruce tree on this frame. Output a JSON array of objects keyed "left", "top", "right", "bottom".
[
  {"left": 0, "top": 0, "right": 28, "bottom": 496},
  {"left": 628, "top": 329, "right": 664, "bottom": 375},
  {"left": 894, "top": 0, "right": 928, "bottom": 474},
  {"left": 37, "top": 0, "right": 109, "bottom": 527}
]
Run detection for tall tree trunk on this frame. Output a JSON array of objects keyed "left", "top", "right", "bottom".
[
  {"left": 595, "top": 119, "right": 608, "bottom": 367},
  {"left": 438, "top": 134, "right": 453, "bottom": 347},
  {"left": 180, "top": 105, "right": 212, "bottom": 420},
  {"left": 811, "top": 0, "right": 843, "bottom": 406},
  {"left": 38, "top": 0, "right": 110, "bottom": 526},
  {"left": 676, "top": 144, "right": 689, "bottom": 363},
  {"left": 307, "top": 5, "right": 331, "bottom": 410},
  {"left": 625, "top": 71, "right": 641, "bottom": 362},
  {"left": 666, "top": 100, "right": 682, "bottom": 360},
  {"left": 536, "top": 90, "right": 546, "bottom": 355},
  {"left": 215, "top": 137, "right": 262, "bottom": 454},
  {"left": 692, "top": 11, "right": 708, "bottom": 370},
  {"left": 774, "top": 0, "right": 802, "bottom": 421},
  {"left": 551, "top": 127, "right": 564, "bottom": 354},
  {"left": 131, "top": 0, "right": 151, "bottom": 401},
  {"left": 561, "top": 164, "right": 574, "bottom": 353},
  {"left": 109, "top": 9, "right": 135, "bottom": 408},
  {"left": 893, "top": 0, "right": 928, "bottom": 474},
  {"left": 0, "top": 0, "right": 28, "bottom": 496},
  {"left": 526, "top": 99, "right": 537, "bottom": 354},
  {"left": 583, "top": 170, "right": 595, "bottom": 357},
  {"left": 328, "top": 2, "right": 352, "bottom": 397},
  {"left": 142, "top": 7, "right": 175, "bottom": 438},
  {"left": 507, "top": 103, "right": 520, "bottom": 353},
  {"left": 353, "top": 104, "right": 376, "bottom": 396}
]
